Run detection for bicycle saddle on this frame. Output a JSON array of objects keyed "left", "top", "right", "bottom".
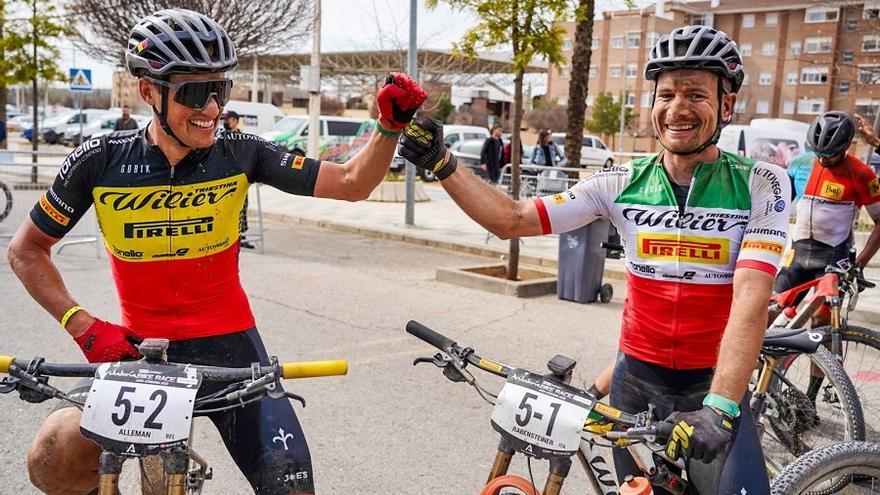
[{"left": 762, "top": 328, "right": 823, "bottom": 355}]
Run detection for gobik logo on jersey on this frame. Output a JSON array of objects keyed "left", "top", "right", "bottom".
[{"left": 637, "top": 233, "right": 730, "bottom": 265}]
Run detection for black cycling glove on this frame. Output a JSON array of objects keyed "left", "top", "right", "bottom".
[
  {"left": 665, "top": 406, "right": 734, "bottom": 463},
  {"left": 398, "top": 116, "right": 458, "bottom": 180}
]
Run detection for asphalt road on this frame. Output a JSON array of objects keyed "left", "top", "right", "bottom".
[{"left": 0, "top": 220, "right": 625, "bottom": 494}]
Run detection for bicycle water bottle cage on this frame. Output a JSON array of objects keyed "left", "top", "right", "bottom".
[
  {"left": 138, "top": 338, "right": 170, "bottom": 363},
  {"left": 546, "top": 354, "right": 576, "bottom": 383}
]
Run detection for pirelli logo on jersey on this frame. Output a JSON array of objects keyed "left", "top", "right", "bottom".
[
  {"left": 820, "top": 180, "right": 845, "bottom": 201},
  {"left": 870, "top": 178, "right": 880, "bottom": 198},
  {"left": 94, "top": 175, "right": 248, "bottom": 262},
  {"left": 637, "top": 233, "right": 729, "bottom": 265},
  {"left": 741, "top": 240, "right": 784, "bottom": 255},
  {"left": 39, "top": 194, "right": 70, "bottom": 226}
]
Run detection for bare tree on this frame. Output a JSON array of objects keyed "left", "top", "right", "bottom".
[{"left": 65, "top": 0, "right": 314, "bottom": 66}]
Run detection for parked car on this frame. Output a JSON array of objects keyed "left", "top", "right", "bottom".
[
  {"left": 66, "top": 113, "right": 151, "bottom": 144},
  {"left": 263, "top": 115, "right": 366, "bottom": 154},
  {"left": 43, "top": 109, "right": 112, "bottom": 145},
  {"left": 7, "top": 114, "right": 33, "bottom": 131},
  {"left": 223, "top": 100, "right": 285, "bottom": 134},
  {"left": 550, "top": 133, "right": 613, "bottom": 168}
]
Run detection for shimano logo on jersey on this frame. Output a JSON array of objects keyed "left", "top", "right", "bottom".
[
  {"left": 124, "top": 217, "right": 214, "bottom": 239},
  {"left": 99, "top": 187, "right": 237, "bottom": 211},
  {"left": 622, "top": 208, "right": 748, "bottom": 232},
  {"left": 744, "top": 227, "right": 787, "bottom": 239},
  {"left": 47, "top": 187, "right": 75, "bottom": 213},
  {"left": 59, "top": 138, "right": 102, "bottom": 182},
  {"left": 119, "top": 164, "right": 151, "bottom": 174}
]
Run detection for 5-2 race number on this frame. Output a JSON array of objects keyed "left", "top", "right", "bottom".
[{"left": 111, "top": 386, "right": 168, "bottom": 430}]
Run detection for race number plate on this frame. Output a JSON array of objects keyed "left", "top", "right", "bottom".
[
  {"left": 80, "top": 361, "right": 201, "bottom": 456},
  {"left": 490, "top": 369, "right": 595, "bottom": 459}
]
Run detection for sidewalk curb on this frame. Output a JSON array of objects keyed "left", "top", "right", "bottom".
[{"left": 261, "top": 211, "right": 880, "bottom": 326}]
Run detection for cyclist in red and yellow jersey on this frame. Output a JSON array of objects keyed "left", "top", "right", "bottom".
[{"left": 6, "top": 9, "right": 426, "bottom": 494}]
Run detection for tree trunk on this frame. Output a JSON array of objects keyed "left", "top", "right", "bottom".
[
  {"left": 565, "top": 0, "right": 595, "bottom": 170},
  {"left": 508, "top": 69, "right": 524, "bottom": 281},
  {"left": 30, "top": 0, "right": 38, "bottom": 183}
]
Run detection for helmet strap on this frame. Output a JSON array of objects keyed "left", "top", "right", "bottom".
[
  {"left": 152, "top": 85, "right": 190, "bottom": 149},
  {"left": 653, "top": 78, "right": 725, "bottom": 157}
]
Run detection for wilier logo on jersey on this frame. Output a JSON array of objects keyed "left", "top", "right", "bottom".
[
  {"left": 742, "top": 240, "right": 784, "bottom": 255},
  {"left": 820, "top": 180, "right": 845, "bottom": 200},
  {"left": 637, "top": 233, "right": 729, "bottom": 265}
]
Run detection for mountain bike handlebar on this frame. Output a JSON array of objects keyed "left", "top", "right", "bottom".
[{"left": 0, "top": 355, "right": 348, "bottom": 381}]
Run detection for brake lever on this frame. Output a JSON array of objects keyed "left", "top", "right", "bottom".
[
  {"left": 412, "top": 353, "right": 467, "bottom": 383},
  {"left": 284, "top": 391, "right": 306, "bottom": 408},
  {"left": 0, "top": 375, "right": 18, "bottom": 394},
  {"left": 412, "top": 353, "right": 447, "bottom": 368}
]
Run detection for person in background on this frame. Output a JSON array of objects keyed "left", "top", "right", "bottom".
[
  {"left": 224, "top": 110, "right": 242, "bottom": 133},
  {"left": 113, "top": 105, "right": 139, "bottom": 131},
  {"left": 529, "top": 128, "right": 564, "bottom": 167},
  {"left": 480, "top": 123, "right": 504, "bottom": 183},
  {"left": 0, "top": 116, "right": 7, "bottom": 149}
]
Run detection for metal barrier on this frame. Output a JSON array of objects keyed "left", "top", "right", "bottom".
[{"left": 497, "top": 163, "right": 599, "bottom": 200}]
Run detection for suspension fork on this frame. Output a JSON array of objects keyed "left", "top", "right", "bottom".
[
  {"left": 542, "top": 457, "right": 571, "bottom": 495},
  {"left": 98, "top": 451, "right": 125, "bottom": 495},
  {"left": 163, "top": 447, "right": 189, "bottom": 495},
  {"left": 486, "top": 436, "right": 516, "bottom": 483}
]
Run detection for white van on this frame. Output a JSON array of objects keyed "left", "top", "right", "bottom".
[
  {"left": 717, "top": 124, "right": 807, "bottom": 169},
  {"left": 223, "top": 101, "right": 285, "bottom": 134},
  {"left": 442, "top": 124, "right": 490, "bottom": 148}
]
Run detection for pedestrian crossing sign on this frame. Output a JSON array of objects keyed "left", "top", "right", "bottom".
[{"left": 69, "top": 68, "right": 92, "bottom": 92}]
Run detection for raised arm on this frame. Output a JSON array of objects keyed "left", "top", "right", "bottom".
[
  {"left": 313, "top": 73, "right": 426, "bottom": 201},
  {"left": 399, "top": 117, "right": 614, "bottom": 239}
]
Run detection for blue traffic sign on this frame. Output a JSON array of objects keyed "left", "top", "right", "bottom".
[{"left": 69, "top": 68, "right": 92, "bottom": 92}]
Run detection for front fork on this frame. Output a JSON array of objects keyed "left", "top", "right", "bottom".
[{"left": 485, "top": 436, "right": 571, "bottom": 495}]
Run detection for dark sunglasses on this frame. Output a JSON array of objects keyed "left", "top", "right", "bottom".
[{"left": 145, "top": 77, "right": 233, "bottom": 109}]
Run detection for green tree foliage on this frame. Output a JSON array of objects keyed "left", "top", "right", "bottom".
[
  {"left": 434, "top": 94, "right": 454, "bottom": 124},
  {"left": 586, "top": 91, "right": 635, "bottom": 142},
  {"left": 427, "top": 0, "right": 568, "bottom": 280}
]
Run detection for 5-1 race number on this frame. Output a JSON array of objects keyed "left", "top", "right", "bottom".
[{"left": 491, "top": 369, "right": 594, "bottom": 458}]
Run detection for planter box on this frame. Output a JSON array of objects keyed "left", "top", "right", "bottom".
[{"left": 436, "top": 263, "right": 557, "bottom": 297}]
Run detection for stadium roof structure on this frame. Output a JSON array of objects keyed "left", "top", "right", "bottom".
[{"left": 238, "top": 49, "right": 547, "bottom": 84}]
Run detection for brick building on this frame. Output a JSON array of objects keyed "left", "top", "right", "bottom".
[{"left": 547, "top": 1, "right": 880, "bottom": 152}]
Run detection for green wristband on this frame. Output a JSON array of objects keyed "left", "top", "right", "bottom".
[
  {"left": 375, "top": 120, "right": 401, "bottom": 139},
  {"left": 703, "top": 393, "right": 740, "bottom": 418}
]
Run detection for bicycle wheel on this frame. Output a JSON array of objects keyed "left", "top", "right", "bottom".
[
  {"left": 770, "top": 441, "right": 880, "bottom": 494},
  {"left": 760, "top": 346, "right": 865, "bottom": 476},
  {"left": 825, "top": 324, "right": 880, "bottom": 440},
  {"left": 0, "top": 180, "right": 11, "bottom": 223}
]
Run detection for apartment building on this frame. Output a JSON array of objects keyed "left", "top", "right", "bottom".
[{"left": 547, "top": 1, "right": 880, "bottom": 151}]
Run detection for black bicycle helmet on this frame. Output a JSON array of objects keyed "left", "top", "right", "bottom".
[
  {"left": 645, "top": 25, "right": 744, "bottom": 93},
  {"left": 807, "top": 111, "right": 855, "bottom": 158},
  {"left": 126, "top": 8, "right": 237, "bottom": 78}
]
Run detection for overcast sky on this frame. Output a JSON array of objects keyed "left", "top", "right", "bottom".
[{"left": 58, "top": 0, "right": 647, "bottom": 89}]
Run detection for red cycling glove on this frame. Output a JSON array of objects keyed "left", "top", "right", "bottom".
[
  {"left": 74, "top": 319, "right": 143, "bottom": 363},
  {"left": 376, "top": 72, "right": 428, "bottom": 134}
]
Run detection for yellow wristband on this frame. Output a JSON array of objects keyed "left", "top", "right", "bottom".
[{"left": 60, "top": 306, "right": 85, "bottom": 330}]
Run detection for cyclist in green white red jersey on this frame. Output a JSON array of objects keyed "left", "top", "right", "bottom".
[
  {"left": 6, "top": 9, "right": 427, "bottom": 494},
  {"left": 399, "top": 26, "right": 790, "bottom": 494}
]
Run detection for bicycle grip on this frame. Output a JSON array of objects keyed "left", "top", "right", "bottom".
[
  {"left": 281, "top": 360, "right": 348, "bottom": 379},
  {"left": 654, "top": 421, "right": 674, "bottom": 444},
  {"left": 406, "top": 320, "right": 456, "bottom": 351},
  {"left": 0, "top": 355, "right": 13, "bottom": 373}
]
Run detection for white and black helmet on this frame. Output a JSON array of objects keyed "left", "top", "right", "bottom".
[
  {"left": 126, "top": 9, "right": 237, "bottom": 78},
  {"left": 645, "top": 25, "right": 744, "bottom": 93}
]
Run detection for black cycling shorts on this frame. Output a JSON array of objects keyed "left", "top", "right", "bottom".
[
  {"left": 58, "top": 329, "right": 313, "bottom": 494},
  {"left": 775, "top": 239, "right": 852, "bottom": 301},
  {"left": 609, "top": 353, "right": 769, "bottom": 495}
]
